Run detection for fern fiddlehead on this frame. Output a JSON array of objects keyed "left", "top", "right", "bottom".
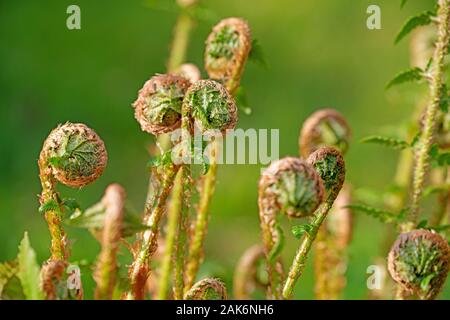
[{"left": 39, "top": 123, "right": 107, "bottom": 261}]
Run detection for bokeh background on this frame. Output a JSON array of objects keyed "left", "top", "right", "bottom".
[{"left": 1, "top": 0, "right": 449, "bottom": 299}]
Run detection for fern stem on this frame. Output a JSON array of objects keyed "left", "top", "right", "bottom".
[
  {"left": 258, "top": 208, "right": 284, "bottom": 299},
  {"left": 94, "top": 185, "right": 125, "bottom": 300},
  {"left": 314, "top": 223, "right": 346, "bottom": 299},
  {"left": 38, "top": 163, "right": 66, "bottom": 261},
  {"left": 282, "top": 200, "right": 333, "bottom": 300},
  {"left": 126, "top": 165, "right": 179, "bottom": 300},
  {"left": 131, "top": 1, "right": 199, "bottom": 299},
  {"left": 408, "top": 0, "right": 450, "bottom": 231},
  {"left": 173, "top": 167, "right": 191, "bottom": 299},
  {"left": 167, "top": 9, "right": 195, "bottom": 73},
  {"left": 156, "top": 171, "right": 183, "bottom": 299},
  {"left": 184, "top": 149, "right": 218, "bottom": 292}
]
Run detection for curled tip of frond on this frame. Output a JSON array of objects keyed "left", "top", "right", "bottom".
[
  {"left": 184, "top": 278, "right": 228, "bottom": 300},
  {"left": 40, "top": 259, "right": 68, "bottom": 300},
  {"left": 299, "top": 109, "right": 351, "bottom": 158},
  {"left": 184, "top": 79, "right": 238, "bottom": 133},
  {"left": 388, "top": 229, "right": 450, "bottom": 300},
  {"left": 175, "top": 63, "right": 202, "bottom": 83},
  {"left": 233, "top": 245, "right": 266, "bottom": 300},
  {"left": 133, "top": 74, "right": 191, "bottom": 135},
  {"left": 40, "top": 122, "right": 108, "bottom": 188},
  {"left": 307, "top": 147, "right": 346, "bottom": 199},
  {"left": 205, "top": 17, "right": 252, "bottom": 94},
  {"left": 327, "top": 184, "right": 353, "bottom": 249},
  {"left": 259, "top": 157, "right": 325, "bottom": 218}
]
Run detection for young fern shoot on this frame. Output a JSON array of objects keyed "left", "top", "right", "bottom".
[
  {"left": 388, "top": 229, "right": 450, "bottom": 300},
  {"left": 299, "top": 109, "right": 352, "bottom": 299},
  {"left": 258, "top": 157, "right": 325, "bottom": 299},
  {"left": 205, "top": 17, "right": 252, "bottom": 95},
  {"left": 183, "top": 79, "right": 238, "bottom": 292},
  {"left": 282, "top": 147, "right": 346, "bottom": 299},
  {"left": 39, "top": 123, "right": 108, "bottom": 261},
  {"left": 184, "top": 19, "right": 252, "bottom": 291},
  {"left": 127, "top": 74, "right": 190, "bottom": 300}
]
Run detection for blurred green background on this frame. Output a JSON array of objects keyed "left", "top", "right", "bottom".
[{"left": 1, "top": 0, "right": 448, "bottom": 299}]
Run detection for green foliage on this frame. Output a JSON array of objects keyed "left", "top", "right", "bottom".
[
  {"left": 67, "top": 203, "right": 149, "bottom": 238},
  {"left": 424, "top": 184, "right": 450, "bottom": 197},
  {"left": 400, "top": 0, "right": 408, "bottom": 8},
  {"left": 291, "top": 223, "right": 314, "bottom": 239},
  {"left": 429, "top": 144, "right": 450, "bottom": 166},
  {"left": 147, "top": 150, "right": 173, "bottom": 170},
  {"left": 360, "top": 135, "right": 410, "bottom": 150},
  {"left": 271, "top": 169, "right": 322, "bottom": 217},
  {"left": 39, "top": 199, "right": 60, "bottom": 215},
  {"left": 48, "top": 129, "right": 103, "bottom": 181},
  {"left": 311, "top": 153, "right": 343, "bottom": 194},
  {"left": 188, "top": 85, "right": 232, "bottom": 131},
  {"left": 386, "top": 67, "right": 424, "bottom": 89},
  {"left": 145, "top": 83, "right": 185, "bottom": 128},
  {"left": 17, "top": 233, "right": 43, "bottom": 300},
  {"left": 206, "top": 25, "right": 239, "bottom": 60},
  {"left": 346, "top": 204, "right": 406, "bottom": 224},
  {"left": 39, "top": 198, "right": 80, "bottom": 218},
  {"left": 415, "top": 219, "right": 450, "bottom": 233},
  {"left": 235, "top": 86, "right": 252, "bottom": 115},
  {"left": 61, "top": 198, "right": 81, "bottom": 215},
  {"left": 395, "top": 11, "right": 434, "bottom": 44},
  {"left": 249, "top": 39, "right": 268, "bottom": 69},
  {"left": 391, "top": 231, "right": 448, "bottom": 299},
  {"left": 0, "top": 260, "right": 20, "bottom": 298}
]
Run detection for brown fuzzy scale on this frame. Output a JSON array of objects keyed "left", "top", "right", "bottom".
[
  {"left": 388, "top": 229, "right": 450, "bottom": 300},
  {"left": 184, "top": 79, "right": 238, "bottom": 133},
  {"left": 184, "top": 278, "right": 227, "bottom": 300},
  {"left": 307, "top": 147, "right": 345, "bottom": 200},
  {"left": 175, "top": 63, "right": 201, "bottom": 83},
  {"left": 40, "top": 123, "right": 108, "bottom": 188},
  {"left": 299, "top": 109, "right": 351, "bottom": 158},
  {"left": 205, "top": 18, "right": 252, "bottom": 95},
  {"left": 40, "top": 260, "right": 67, "bottom": 300},
  {"left": 133, "top": 74, "right": 191, "bottom": 135}
]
